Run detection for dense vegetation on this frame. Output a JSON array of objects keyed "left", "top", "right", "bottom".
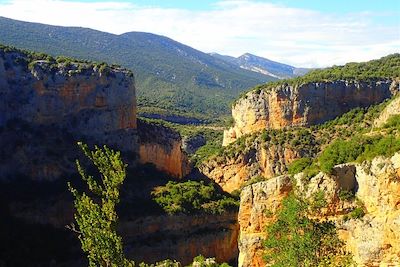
[
  {"left": 0, "top": 17, "right": 275, "bottom": 118},
  {"left": 152, "top": 180, "right": 239, "bottom": 215},
  {"left": 287, "top": 112, "right": 400, "bottom": 176},
  {"left": 263, "top": 194, "right": 353, "bottom": 267}
]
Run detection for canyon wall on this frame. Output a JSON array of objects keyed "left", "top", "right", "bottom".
[
  {"left": 0, "top": 48, "right": 138, "bottom": 182},
  {"left": 120, "top": 212, "right": 239, "bottom": 266},
  {"left": 224, "top": 80, "right": 399, "bottom": 145},
  {"left": 200, "top": 139, "right": 310, "bottom": 192},
  {"left": 237, "top": 153, "right": 400, "bottom": 267},
  {"left": 137, "top": 119, "right": 191, "bottom": 178}
]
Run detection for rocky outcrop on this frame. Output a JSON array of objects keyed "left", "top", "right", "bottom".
[
  {"left": 200, "top": 143, "right": 305, "bottom": 192},
  {"left": 224, "top": 80, "right": 399, "bottom": 145},
  {"left": 337, "top": 153, "right": 400, "bottom": 265},
  {"left": 0, "top": 48, "right": 138, "bottom": 182},
  {"left": 138, "top": 119, "right": 191, "bottom": 178},
  {"left": 374, "top": 95, "right": 400, "bottom": 127},
  {"left": 237, "top": 153, "right": 400, "bottom": 267},
  {"left": 120, "top": 212, "right": 239, "bottom": 266},
  {"left": 238, "top": 175, "right": 292, "bottom": 267}
]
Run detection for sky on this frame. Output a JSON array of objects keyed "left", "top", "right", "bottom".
[{"left": 0, "top": 0, "right": 399, "bottom": 67}]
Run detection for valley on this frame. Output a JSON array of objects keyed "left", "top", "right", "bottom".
[{"left": 0, "top": 13, "right": 399, "bottom": 267}]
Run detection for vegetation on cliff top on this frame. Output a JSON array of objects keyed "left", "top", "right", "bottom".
[
  {"left": 0, "top": 43, "right": 133, "bottom": 77},
  {"left": 235, "top": 53, "right": 399, "bottom": 105}
]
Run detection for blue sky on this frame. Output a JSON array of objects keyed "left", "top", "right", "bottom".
[
  {"left": 26, "top": 0, "right": 397, "bottom": 13},
  {"left": 0, "top": 0, "right": 398, "bottom": 67}
]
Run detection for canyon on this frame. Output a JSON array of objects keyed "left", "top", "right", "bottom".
[
  {"left": 1, "top": 44, "right": 400, "bottom": 267},
  {"left": 0, "top": 46, "right": 233, "bottom": 266}
]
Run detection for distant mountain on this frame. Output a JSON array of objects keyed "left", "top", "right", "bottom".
[
  {"left": 0, "top": 16, "right": 276, "bottom": 117},
  {"left": 210, "top": 52, "right": 311, "bottom": 79}
]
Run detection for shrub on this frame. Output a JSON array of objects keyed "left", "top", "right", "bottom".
[
  {"left": 287, "top": 157, "right": 313, "bottom": 175},
  {"left": 338, "top": 189, "right": 355, "bottom": 201},
  {"left": 151, "top": 181, "right": 239, "bottom": 215}
]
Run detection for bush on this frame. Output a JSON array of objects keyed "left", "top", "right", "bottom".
[
  {"left": 338, "top": 189, "right": 355, "bottom": 201},
  {"left": 151, "top": 181, "right": 239, "bottom": 215},
  {"left": 288, "top": 157, "right": 313, "bottom": 175}
]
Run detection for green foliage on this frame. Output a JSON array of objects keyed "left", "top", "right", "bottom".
[
  {"left": 343, "top": 199, "right": 366, "bottom": 221},
  {"left": 310, "top": 190, "right": 327, "bottom": 211},
  {"left": 319, "top": 137, "right": 365, "bottom": 173},
  {"left": 264, "top": 194, "right": 353, "bottom": 267},
  {"left": 68, "top": 142, "right": 134, "bottom": 267},
  {"left": 319, "top": 134, "right": 400, "bottom": 173},
  {"left": 346, "top": 207, "right": 365, "bottom": 220},
  {"left": 152, "top": 181, "right": 239, "bottom": 215},
  {"left": 338, "top": 190, "right": 355, "bottom": 201},
  {"left": 1, "top": 43, "right": 132, "bottom": 77},
  {"left": 243, "top": 175, "right": 266, "bottom": 187},
  {"left": 288, "top": 158, "right": 313, "bottom": 175},
  {"left": 188, "top": 255, "right": 232, "bottom": 267},
  {"left": 383, "top": 114, "right": 400, "bottom": 129}
]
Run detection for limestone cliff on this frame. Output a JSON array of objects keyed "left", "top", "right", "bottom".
[
  {"left": 137, "top": 119, "right": 191, "bottom": 178},
  {"left": 200, "top": 128, "right": 317, "bottom": 192},
  {"left": 199, "top": 145, "right": 302, "bottom": 192},
  {"left": 224, "top": 80, "right": 399, "bottom": 145},
  {"left": 238, "top": 175, "right": 292, "bottom": 267},
  {"left": 120, "top": 212, "right": 239, "bottom": 266},
  {"left": 0, "top": 46, "right": 139, "bottom": 265},
  {"left": 237, "top": 153, "right": 400, "bottom": 267},
  {"left": 0, "top": 47, "right": 138, "bottom": 182}
]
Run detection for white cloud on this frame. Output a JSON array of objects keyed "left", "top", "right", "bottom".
[{"left": 0, "top": 0, "right": 398, "bottom": 67}]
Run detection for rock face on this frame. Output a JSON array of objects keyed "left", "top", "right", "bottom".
[
  {"left": 120, "top": 212, "right": 239, "bottom": 266},
  {"left": 0, "top": 47, "right": 138, "bottom": 182},
  {"left": 137, "top": 119, "right": 191, "bottom": 178},
  {"left": 237, "top": 153, "right": 400, "bottom": 267},
  {"left": 338, "top": 153, "right": 400, "bottom": 265},
  {"left": 0, "top": 47, "right": 138, "bottom": 266},
  {"left": 374, "top": 95, "right": 400, "bottom": 127},
  {"left": 238, "top": 176, "right": 292, "bottom": 267},
  {"left": 224, "top": 80, "right": 399, "bottom": 145},
  {"left": 200, "top": 143, "right": 304, "bottom": 192}
]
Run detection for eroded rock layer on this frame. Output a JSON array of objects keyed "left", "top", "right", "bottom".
[
  {"left": 224, "top": 80, "right": 399, "bottom": 145},
  {"left": 0, "top": 48, "right": 138, "bottom": 182},
  {"left": 138, "top": 119, "right": 191, "bottom": 178},
  {"left": 120, "top": 212, "right": 239, "bottom": 266}
]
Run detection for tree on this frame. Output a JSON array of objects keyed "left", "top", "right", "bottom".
[
  {"left": 68, "top": 142, "right": 134, "bottom": 267},
  {"left": 263, "top": 194, "right": 353, "bottom": 267}
]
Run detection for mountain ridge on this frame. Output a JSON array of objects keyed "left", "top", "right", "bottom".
[
  {"left": 210, "top": 52, "right": 311, "bottom": 79},
  {"left": 0, "top": 16, "right": 279, "bottom": 117}
]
